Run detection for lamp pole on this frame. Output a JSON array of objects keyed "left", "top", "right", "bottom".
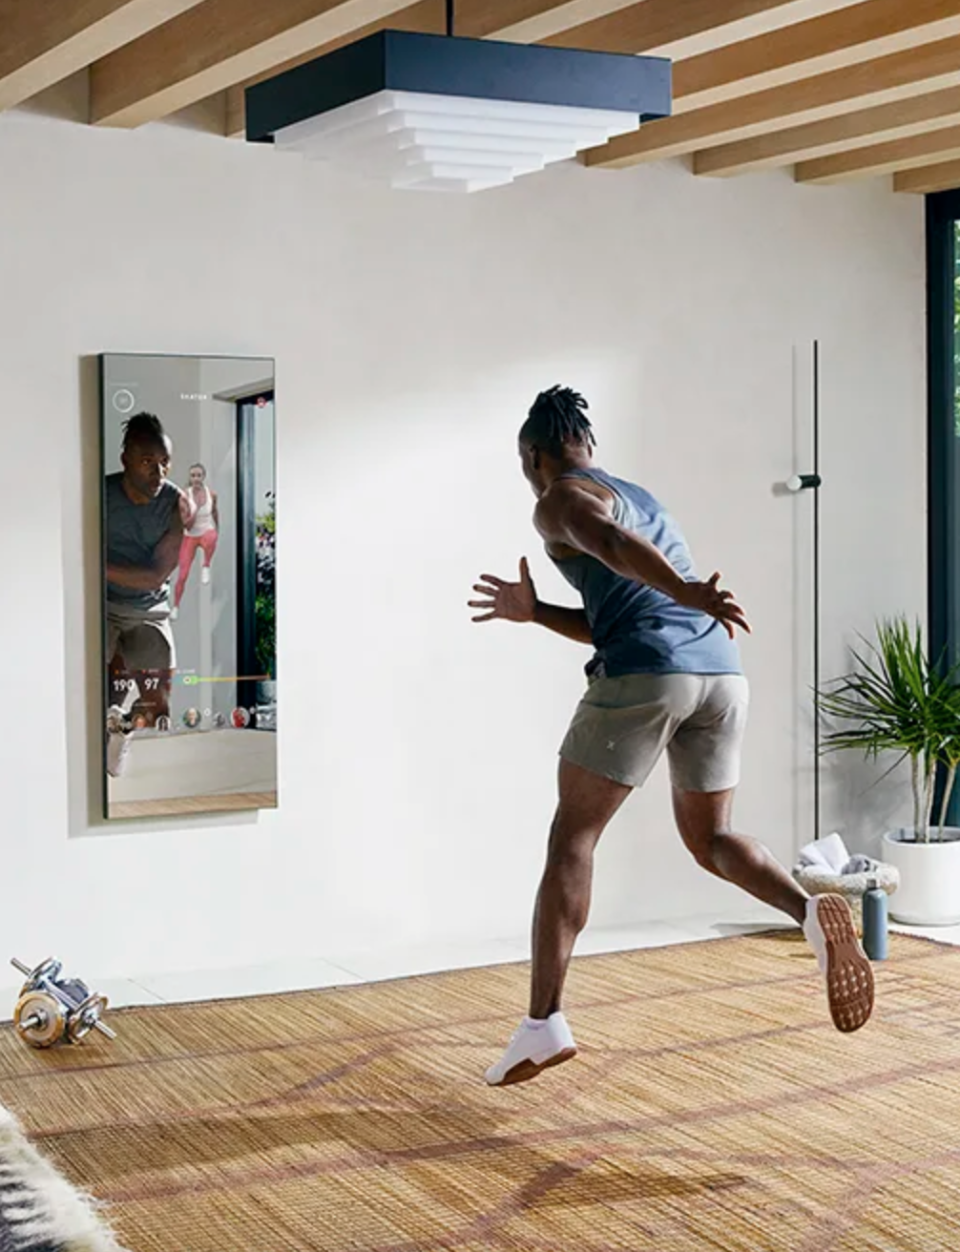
[{"left": 787, "top": 341, "right": 822, "bottom": 841}]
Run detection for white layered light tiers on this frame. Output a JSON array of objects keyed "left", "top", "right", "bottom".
[{"left": 273, "top": 90, "right": 642, "bottom": 192}]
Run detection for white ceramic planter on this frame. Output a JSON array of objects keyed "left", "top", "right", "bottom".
[{"left": 882, "top": 828, "right": 960, "bottom": 925}]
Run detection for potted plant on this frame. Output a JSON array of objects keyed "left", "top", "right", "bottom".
[{"left": 819, "top": 616, "right": 960, "bottom": 925}]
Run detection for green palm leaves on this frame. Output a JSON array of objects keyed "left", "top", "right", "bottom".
[{"left": 819, "top": 618, "right": 960, "bottom": 842}]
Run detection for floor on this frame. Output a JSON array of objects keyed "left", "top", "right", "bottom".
[
  {"left": 107, "top": 728, "right": 277, "bottom": 804},
  {"left": 108, "top": 790, "right": 277, "bottom": 819},
  {"left": 20, "top": 930, "right": 956, "bottom": 1252},
  {"left": 3, "top": 907, "right": 953, "bottom": 1019}
]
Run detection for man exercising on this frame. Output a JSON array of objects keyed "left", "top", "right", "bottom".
[
  {"left": 471, "top": 386, "right": 873, "bottom": 1088},
  {"left": 104, "top": 412, "right": 194, "bottom": 778}
]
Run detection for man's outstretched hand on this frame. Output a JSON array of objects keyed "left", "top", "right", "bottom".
[
  {"left": 469, "top": 557, "right": 537, "bottom": 624},
  {"left": 677, "top": 572, "right": 751, "bottom": 639}
]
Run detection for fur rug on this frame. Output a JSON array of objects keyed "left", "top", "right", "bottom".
[{"left": 0, "top": 1107, "right": 126, "bottom": 1252}]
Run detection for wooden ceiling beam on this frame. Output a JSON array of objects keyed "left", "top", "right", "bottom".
[
  {"left": 541, "top": 0, "right": 864, "bottom": 60},
  {"left": 583, "top": 31, "right": 960, "bottom": 167},
  {"left": 89, "top": 0, "right": 434, "bottom": 127},
  {"left": 894, "top": 158, "right": 960, "bottom": 192},
  {"left": 674, "top": 0, "right": 960, "bottom": 114},
  {"left": 0, "top": 0, "right": 207, "bottom": 112},
  {"left": 694, "top": 84, "right": 960, "bottom": 175},
  {"left": 795, "top": 121, "right": 960, "bottom": 181}
]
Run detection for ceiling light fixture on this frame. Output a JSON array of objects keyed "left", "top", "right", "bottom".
[{"left": 245, "top": 4, "right": 671, "bottom": 194}]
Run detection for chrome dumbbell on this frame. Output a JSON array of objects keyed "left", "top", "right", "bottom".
[{"left": 11, "top": 958, "right": 116, "bottom": 1049}]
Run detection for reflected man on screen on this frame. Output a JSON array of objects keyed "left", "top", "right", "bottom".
[{"left": 104, "top": 412, "right": 195, "bottom": 778}]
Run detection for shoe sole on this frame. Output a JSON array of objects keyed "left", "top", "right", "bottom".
[
  {"left": 491, "top": 1047, "right": 578, "bottom": 1088},
  {"left": 814, "top": 895, "right": 875, "bottom": 1033}
]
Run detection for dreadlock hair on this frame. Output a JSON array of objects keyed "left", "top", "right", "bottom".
[
  {"left": 519, "top": 385, "right": 596, "bottom": 458},
  {"left": 121, "top": 412, "right": 167, "bottom": 452}
]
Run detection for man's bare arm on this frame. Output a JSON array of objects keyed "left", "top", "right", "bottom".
[
  {"left": 533, "top": 602, "right": 593, "bottom": 644},
  {"left": 535, "top": 482, "right": 750, "bottom": 637}
]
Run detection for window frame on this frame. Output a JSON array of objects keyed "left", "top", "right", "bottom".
[
  {"left": 236, "top": 390, "right": 276, "bottom": 722},
  {"left": 927, "top": 192, "right": 960, "bottom": 823}
]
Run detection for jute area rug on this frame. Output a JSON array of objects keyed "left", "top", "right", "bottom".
[{"left": 0, "top": 931, "right": 957, "bottom": 1252}]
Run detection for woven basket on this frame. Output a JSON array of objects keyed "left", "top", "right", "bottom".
[{"left": 792, "top": 863, "right": 900, "bottom": 926}]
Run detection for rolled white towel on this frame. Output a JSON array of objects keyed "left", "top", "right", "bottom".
[
  {"left": 797, "top": 845, "right": 831, "bottom": 870},
  {"left": 798, "top": 832, "right": 850, "bottom": 874}
]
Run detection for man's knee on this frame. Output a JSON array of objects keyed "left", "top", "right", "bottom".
[
  {"left": 683, "top": 826, "right": 732, "bottom": 871},
  {"left": 547, "top": 811, "right": 605, "bottom": 861}
]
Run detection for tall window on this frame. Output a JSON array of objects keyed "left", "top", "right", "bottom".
[{"left": 927, "top": 194, "right": 960, "bottom": 821}]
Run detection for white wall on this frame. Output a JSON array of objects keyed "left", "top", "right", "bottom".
[{"left": 0, "top": 104, "right": 925, "bottom": 979}]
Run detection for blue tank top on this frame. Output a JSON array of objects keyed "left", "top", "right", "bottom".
[
  {"left": 549, "top": 467, "right": 742, "bottom": 678},
  {"left": 105, "top": 473, "right": 179, "bottom": 612}
]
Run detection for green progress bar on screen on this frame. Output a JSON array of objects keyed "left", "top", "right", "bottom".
[{"left": 179, "top": 674, "right": 271, "bottom": 685}]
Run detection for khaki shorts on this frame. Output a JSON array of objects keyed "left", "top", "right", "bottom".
[
  {"left": 106, "top": 606, "right": 176, "bottom": 673},
  {"left": 560, "top": 673, "right": 749, "bottom": 793}
]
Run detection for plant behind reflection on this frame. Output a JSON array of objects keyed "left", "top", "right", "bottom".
[{"left": 255, "top": 490, "right": 275, "bottom": 680}]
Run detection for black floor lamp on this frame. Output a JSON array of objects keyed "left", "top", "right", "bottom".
[{"left": 787, "top": 341, "right": 822, "bottom": 841}]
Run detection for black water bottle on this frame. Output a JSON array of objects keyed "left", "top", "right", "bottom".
[{"left": 862, "top": 878, "right": 888, "bottom": 961}]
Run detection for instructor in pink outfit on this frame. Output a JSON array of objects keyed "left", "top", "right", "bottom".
[{"left": 173, "top": 463, "right": 219, "bottom": 617}]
